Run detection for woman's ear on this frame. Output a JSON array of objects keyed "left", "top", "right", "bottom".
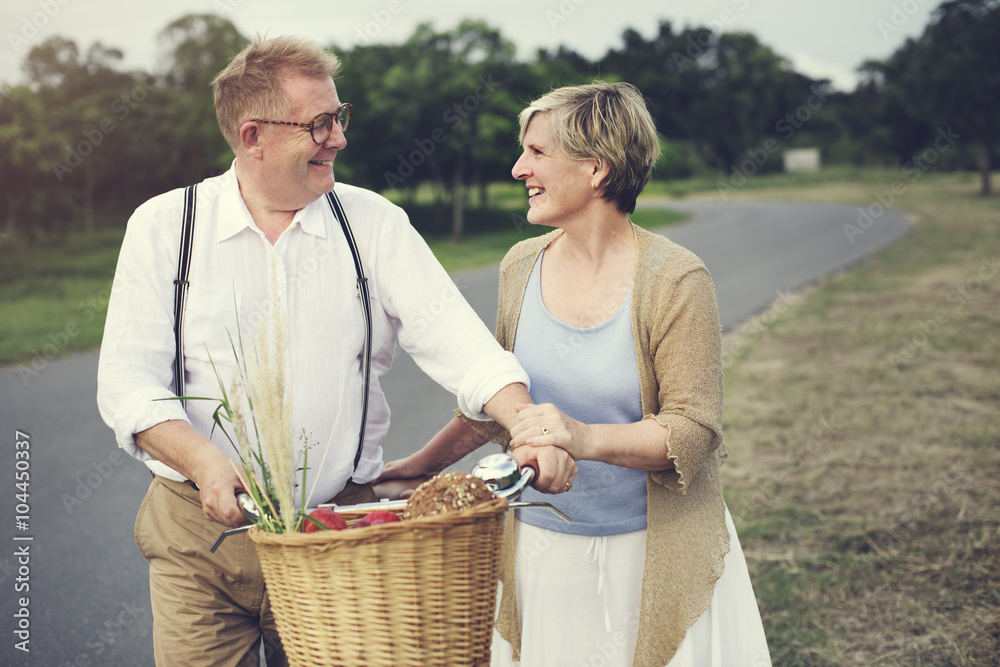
[{"left": 590, "top": 158, "right": 611, "bottom": 191}]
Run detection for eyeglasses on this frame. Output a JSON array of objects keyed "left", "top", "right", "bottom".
[{"left": 250, "top": 103, "right": 352, "bottom": 144}]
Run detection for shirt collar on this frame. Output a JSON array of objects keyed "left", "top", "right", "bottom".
[{"left": 215, "top": 161, "right": 330, "bottom": 243}]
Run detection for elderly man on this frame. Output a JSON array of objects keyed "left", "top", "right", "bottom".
[{"left": 97, "top": 36, "right": 573, "bottom": 666}]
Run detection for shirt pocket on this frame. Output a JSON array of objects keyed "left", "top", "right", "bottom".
[{"left": 183, "top": 288, "right": 243, "bottom": 366}]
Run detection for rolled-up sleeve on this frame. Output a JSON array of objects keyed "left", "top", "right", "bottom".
[
  {"left": 455, "top": 349, "right": 528, "bottom": 420},
  {"left": 375, "top": 212, "right": 529, "bottom": 420},
  {"left": 97, "top": 198, "right": 189, "bottom": 461},
  {"left": 646, "top": 267, "right": 725, "bottom": 493}
]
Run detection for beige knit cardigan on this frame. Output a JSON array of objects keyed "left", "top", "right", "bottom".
[{"left": 464, "top": 223, "right": 731, "bottom": 666}]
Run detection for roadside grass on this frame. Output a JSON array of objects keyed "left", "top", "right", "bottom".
[
  {"left": 715, "top": 171, "right": 1000, "bottom": 664},
  {"left": 0, "top": 199, "right": 685, "bottom": 366},
  {"left": 0, "top": 228, "right": 124, "bottom": 369}
]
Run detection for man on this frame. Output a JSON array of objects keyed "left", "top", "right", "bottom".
[{"left": 97, "top": 36, "right": 574, "bottom": 666}]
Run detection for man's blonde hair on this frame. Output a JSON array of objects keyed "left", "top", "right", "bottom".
[
  {"left": 212, "top": 36, "right": 341, "bottom": 152},
  {"left": 517, "top": 81, "right": 661, "bottom": 214}
]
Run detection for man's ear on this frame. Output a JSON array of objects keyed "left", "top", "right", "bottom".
[{"left": 239, "top": 121, "right": 264, "bottom": 159}]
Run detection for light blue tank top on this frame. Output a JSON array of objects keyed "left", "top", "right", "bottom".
[{"left": 513, "top": 250, "right": 647, "bottom": 535}]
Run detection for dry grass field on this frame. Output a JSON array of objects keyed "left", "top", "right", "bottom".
[{"left": 698, "top": 173, "right": 1000, "bottom": 665}]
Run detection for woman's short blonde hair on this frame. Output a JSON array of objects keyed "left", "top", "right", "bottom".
[
  {"left": 517, "top": 81, "right": 660, "bottom": 214},
  {"left": 212, "top": 36, "right": 341, "bottom": 152}
]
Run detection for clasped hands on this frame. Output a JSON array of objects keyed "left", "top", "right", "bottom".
[{"left": 509, "top": 402, "right": 589, "bottom": 494}]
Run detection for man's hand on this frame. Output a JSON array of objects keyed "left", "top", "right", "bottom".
[
  {"left": 190, "top": 451, "right": 248, "bottom": 528},
  {"left": 512, "top": 444, "right": 577, "bottom": 495},
  {"left": 378, "top": 454, "right": 440, "bottom": 483},
  {"left": 135, "top": 420, "right": 248, "bottom": 528},
  {"left": 378, "top": 416, "right": 489, "bottom": 483}
]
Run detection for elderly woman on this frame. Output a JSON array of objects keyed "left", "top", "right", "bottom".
[{"left": 381, "top": 81, "right": 770, "bottom": 667}]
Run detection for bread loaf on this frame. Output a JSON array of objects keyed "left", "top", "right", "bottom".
[{"left": 403, "top": 472, "right": 496, "bottom": 519}]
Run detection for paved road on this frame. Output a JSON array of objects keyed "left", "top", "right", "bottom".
[{"left": 0, "top": 200, "right": 910, "bottom": 666}]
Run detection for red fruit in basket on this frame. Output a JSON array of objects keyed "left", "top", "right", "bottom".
[
  {"left": 349, "top": 520, "right": 370, "bottom": 529},
  {"left": 362, "top": 509, "right": 400, "bottom": 526},
  {"left": 303, "top": 508, "right": 347, "bottom": 533}
]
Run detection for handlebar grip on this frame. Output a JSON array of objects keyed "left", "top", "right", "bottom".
[
  {"left": 518, "top": 465, "right": 537, "bottom": 486},
  {"left": 235, "top": 492, "right": 259, "bottom": 523}
]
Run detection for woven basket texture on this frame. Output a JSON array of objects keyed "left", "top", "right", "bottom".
[{"left": 249, "top": 497, "right": 507, "bottom": 666}]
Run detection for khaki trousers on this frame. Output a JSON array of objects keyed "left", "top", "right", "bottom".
[{"left": 135, "top": 475, "right": 376, "bottom": 666}]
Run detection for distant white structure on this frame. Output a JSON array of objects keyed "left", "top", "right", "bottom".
[{"left": 784, "top": 148, "right": 821, "bottom": 172}]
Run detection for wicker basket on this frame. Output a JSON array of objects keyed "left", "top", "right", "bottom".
[{"left": 249, "top": 497, "right": 508, "bottom": 666}]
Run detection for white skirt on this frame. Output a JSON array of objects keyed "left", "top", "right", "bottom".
[{"left": 491, "top": 506, "right": 772, "bottom": 667}]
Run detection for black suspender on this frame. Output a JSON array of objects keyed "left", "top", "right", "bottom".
[
  {"left": 172, "top": 187, "right": 372, "bottom": 477},
  {"left": 326, "top": 191, "right": 373, "bottom": 473},
  {"left": 172, "top": 184, "right": 198, "bottom": 409}
]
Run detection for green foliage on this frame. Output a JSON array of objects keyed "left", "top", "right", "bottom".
[
  {"left": 1, "top": 18, "right": 245, "bottom": 244},
  {"left": 337, "top": 20, "right": 532, "bottom": 239},
  {"left": 156, "top": 14, "right": 247, "bottom": 181},
  {"left": 15, "top": 37, "right": 143, "bottom": 236},
  {"left": 0, "top": 83, "right": 74, "bottom": 239},
  {"left": 3, "top": 9, "right": 997, "bottom": 248},
  {"left": 654, "top": 139, "right": 714, "bottom": 180},
  {"left": 874, "top": 0, "right": 1000, "bottom": 193}
]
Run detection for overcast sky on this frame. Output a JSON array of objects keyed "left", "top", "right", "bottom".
[{"left": 2, "top": 0, "right": 941, "bottom": 92}]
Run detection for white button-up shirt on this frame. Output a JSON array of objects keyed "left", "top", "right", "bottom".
[{"left": 97, "top": 165, "right": 527, "bottom": 504}]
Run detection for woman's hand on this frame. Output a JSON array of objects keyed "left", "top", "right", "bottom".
[
  {"left": 509, "top": 402, "right": 594, "bottom": 461},
  {"left": 512, "top": 444, "right": 577, "bottom": 494}
]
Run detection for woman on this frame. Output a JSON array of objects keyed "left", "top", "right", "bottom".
[{"left": 381, "top": 81, "right": 770, "bottom": 666}]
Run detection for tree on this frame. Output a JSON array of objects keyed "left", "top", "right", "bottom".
[
  {"left": 0, "top": 84, "right": 72, "bottom": 239},
  {"left": 880, "top": 0, "right": 1000, "bottom": 194},
  {"left": 848, "top": 60, "right": 934, "bottom": 166},
  {"left": 23, "top": 37, "right": 140, "bottom": 233},
  {"left": 603, "top": 23, "right": 814, "bottom": 173},
  {"left": 339, "top": 21, "right": 524, "bottom": 240},
  {"left": 157, "top": 14, "right": 248, "bottom": 184}
]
